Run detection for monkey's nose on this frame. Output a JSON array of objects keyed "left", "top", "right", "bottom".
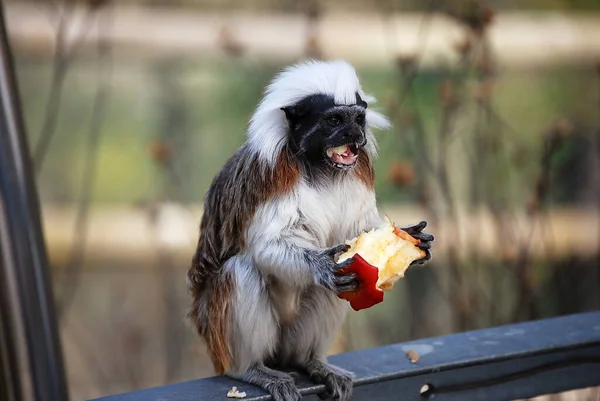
[{"left": 342, "top": 130, "right": 364, "bottom": 143}]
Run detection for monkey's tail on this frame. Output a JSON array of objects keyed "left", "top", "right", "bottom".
[{"left": 186, "top": 261, "right": 234, "bottom": 375}]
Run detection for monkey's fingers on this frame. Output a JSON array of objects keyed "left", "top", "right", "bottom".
[
  {"left": 334, "top": 257, "right": 355, "bottom": 270},
  {"left": 323, "top": 370, "right": 353, "bottom": 400},
  {"left": 417, "top": 242, "right": 432, "bottom": 250},
  {"left": 334, "top": 272, "right": 358, "bottom": 293},
  {"left": 335, "top": 272, "right": 357, "bottom": 284},
  {"left": 327, "top": 244, "right": 351, "bottom": 256},
  {"left": 268, "top": 378, "right": 301, "bottom": 401},
  {"left": 402, "top": 221, "right": 428, "bottom": 235},
  {"left": 289, "top": 372, "right": 301, "bottom": 383},
  {"left": 413, "top": 232, "right": 434, "bottom": 242},
  {"left": 336, "top": 282, "right": 358, "bottom": 293},
  {"left": 410, "top": 249, "right": 432, "bottom": 266}
]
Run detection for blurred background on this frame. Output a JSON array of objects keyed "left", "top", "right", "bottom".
[{"left": 5, "top": 0, "right": 600, "bottom": 399}]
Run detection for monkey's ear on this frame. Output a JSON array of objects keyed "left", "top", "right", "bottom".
[
  {"left": 281, "top": 103, "right": 309, "bottom": 122},
  {"left": 281, "top": 106, "right": 295, "bottom": 121},
  {"left": 355, "top": 92, "right": 368, "bottom": 109}
]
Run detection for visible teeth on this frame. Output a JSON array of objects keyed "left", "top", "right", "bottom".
[{"left": 327, "top": 145, "right": 349, "bottom": 157}]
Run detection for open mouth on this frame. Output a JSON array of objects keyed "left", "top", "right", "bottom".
[{"left": 325, "top": 144, "right": 359, "bottom": 168}]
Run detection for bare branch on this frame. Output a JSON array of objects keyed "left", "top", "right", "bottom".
[
  {"left": 56, "top": 4, "right": 113, "bottom": 318},
  {"left": 34, "top": 3, "right": 101, "bottom": 174}
]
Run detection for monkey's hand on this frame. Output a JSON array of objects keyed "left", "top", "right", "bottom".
[
  {"left": 312, "top": 244, "right": 358, "bottom": 294},
  {"left": 401, "top": 221, "right": 434, "bottom": 266}
]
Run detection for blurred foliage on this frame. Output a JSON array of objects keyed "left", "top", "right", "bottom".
[
  {"left": 15, "top": 56, "right": 600, "bottom": 206},
  {"left": 12, "top": 0, "right": 600, "bottom": 12}
]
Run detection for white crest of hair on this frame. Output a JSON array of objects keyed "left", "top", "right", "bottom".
[{"left": 247, "top": 59, "right": 391, "bottom": 168}]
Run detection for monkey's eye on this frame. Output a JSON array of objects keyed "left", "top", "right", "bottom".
[
  {"left": 327, "top": 116, "right": 341, "bottom": 126},
  {"left": 355, "top": 115, "right": 365, "bottom": 125}
]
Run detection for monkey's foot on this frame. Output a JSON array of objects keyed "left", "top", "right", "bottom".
[
  {"left": 401, "top": 221, "right": 434, "bottom": 265},
  {"left": 227, "top": 365, "right": 301, "bottom": 401},
  {"left": 303, "top": 359, "right": 354, "bottom": 401}
]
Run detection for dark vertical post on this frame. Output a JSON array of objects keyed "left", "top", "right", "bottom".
[{"left": 0, "top": 3, "right": 69, "bottom": 401}]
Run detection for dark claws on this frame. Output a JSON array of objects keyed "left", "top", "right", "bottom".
[
  {"left": 403, "top": 221, "right": 434, "bottom": 240},
  {"left": 289, "top": 372, "right": 301, "bottom": 383},
  {"left": 336, "top": 282, "right": 358, "bottom": 293},
  {"left": 335, "top": 272, "right": 357, "bottom": 284},
  {"left": 325, "top": 375, "right": 338, "bottom": 399},
  {"left": 411, "top": 249, "right": 432, "bottom": 266},
  {"left": 266, "top": 377, "right": 301, "bottom": 401},
  {"left": 328, "top": 244, "right": 350, "bottom": 256},
  {"left": 335, "top": 272, "right": 357, "bottom": 293},
  {"left": 314, "top": 245, "right": 357, "bottom": 293},
  {"left": 402, "top": 221, "right": 427, "bottom": 235},
  {"left": 315, "top": 244, "right": 358, "bottom": 294},
  {"left": 413, "top": 232, "right": 434, "bottom": 242},
  {"left": 401, "top": 221, "right": 434, "bottom": 267},
  {"left": 335, "top": 257, "right": 355, "bottom": 270},
  {"left": 324, "top": 372, "right": 353, "bottom": 401},
  {"left": 302, "top": 360, "right": 353, "bottom": 401}
]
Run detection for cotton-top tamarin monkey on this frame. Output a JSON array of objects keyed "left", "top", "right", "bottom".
[{"left": 187, "top": 60, "right": 433, "bottom": 401}]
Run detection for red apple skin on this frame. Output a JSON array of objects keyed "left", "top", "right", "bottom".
[
  {"left": 337, "top": 254, "right": 384, "bottom": 311},
  {"left": 337, "top": 228, "right": 419, "bottom": 311}
]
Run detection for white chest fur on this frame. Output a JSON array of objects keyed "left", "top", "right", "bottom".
[
  {"left": 247, "top": 176, "right": 379, "bottom": 251},
  {"left": 295, "top": 177, "right": 378, "bottom": 246},
  {"left": 242, "top": 175, "right": 380, "bottom": 326}
]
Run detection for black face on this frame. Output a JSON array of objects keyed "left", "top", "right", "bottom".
[{"left": 281, "top": 93, "right": 368, "bottom": 171}]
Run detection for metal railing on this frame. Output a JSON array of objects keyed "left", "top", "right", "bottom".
[
  {"left": 0, "top": 2, "right": 69, "bottom": 401},
  {"left": 87, "top": 311, "right": 600, "bottom": 401}
]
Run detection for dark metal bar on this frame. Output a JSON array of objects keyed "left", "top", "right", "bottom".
[
  {"left": 0, "top": 2, "right": 69, "bottom": 401},
  {"left": 90, "top": 311, "right": 600, "bottom": 401}
]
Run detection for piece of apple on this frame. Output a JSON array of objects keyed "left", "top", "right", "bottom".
[
  {"left": 337, "top": 254, "right": 384, "bottom": 311},
  {"left": 336, "top": 216, "right": 426, "bottom": 311}
]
